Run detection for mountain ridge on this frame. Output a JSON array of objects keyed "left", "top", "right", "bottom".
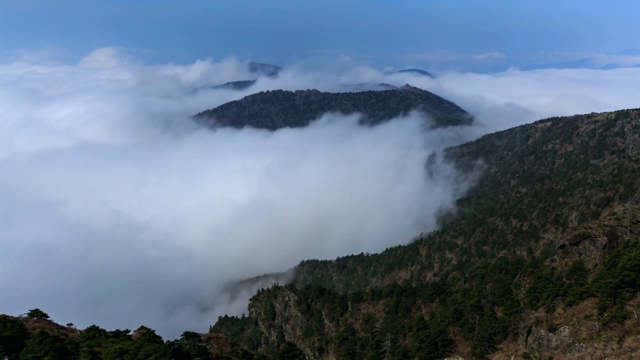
[
  {"left": 194, "top": 85, "right": 473, "bottom": 130},
  {"left": 209, "top": 108, "right": 640, "bottom": 360}
]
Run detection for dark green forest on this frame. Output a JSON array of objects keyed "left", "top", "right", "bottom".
[
  {"left": 194, "top": 86, "right": 473, "bottom": 130},
  {"left": 210, "top": 109, "right": 640, "bottom": 359}
]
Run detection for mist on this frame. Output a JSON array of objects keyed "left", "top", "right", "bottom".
[{"left": 1, "top": 48, "right": 639, "bottom": 338}]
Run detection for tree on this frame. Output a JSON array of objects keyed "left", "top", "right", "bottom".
[
  {"left": 18, "top": 331, "right": 72, "bottom": 360},
  {"left": 277, "top": 341, "right": 306, "bottom": 360},
  {"left": 177, "top": 331, "right": 210, "bottom": 359},
  {"left": 132, "top": 326, "right": 163, "bottom": 345},
  {"left": 79, "top": 325, "right": 108, "bottom": 360},
  {"left": 0, "top": 316, "right": 29, "bottom": 359},
  {"left": 26, "top": 309, "right": 49, "bottom": 321}
]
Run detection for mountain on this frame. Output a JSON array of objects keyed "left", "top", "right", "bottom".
[
  {"left": 210, "top": 81, "right": 398, "bottom": 92},
  {"left": 209, "top": 109, "right": 640, "bottom": 359},
  {"left": 395, "top": 68, "right": 435, "bottom": 78},
  {"left": 213, "top": 79, "right": 257, "bottom": 91},
  {"left": 194, "top": 85, "right": 474, "bottom": 130},
  {"left": 192, "top": 62, "right": 283, "bottom": 93},
  {"left": 248, "top": 62, "right": 282, "bottom": 77},
  {"left": 521, "top": 49, "right": 640, "bottom": 71}
]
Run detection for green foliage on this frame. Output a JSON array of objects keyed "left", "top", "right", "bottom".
[
  {"left": 592, "top": 240, "right": 640, "bottom": 324},
  {"left": 276, "top": 342, "right": 305, "bottom": 360},
  {"left": 174, "top": 331, "right": 210, "bottom": 360},
  {"left": 563, "top": 260, "right": 589, "bottom": 306},
  {"left": 19, "top": 331, "right": 75, "bottom": 360},
  {"left": 133, "top": 326, "right": 163, "bottom": 345}
]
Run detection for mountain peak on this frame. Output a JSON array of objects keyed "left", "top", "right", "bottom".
[{"left": 194, "top": 86, "right": 473, "bottom": 130}]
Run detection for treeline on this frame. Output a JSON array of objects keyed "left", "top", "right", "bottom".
[{"left": 0, "top": 309, "right": 264, "bottom": 360}]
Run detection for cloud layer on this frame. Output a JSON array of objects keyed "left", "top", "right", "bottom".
[{"left": 1, "top": 49, "right": 639, "bottom": 338}]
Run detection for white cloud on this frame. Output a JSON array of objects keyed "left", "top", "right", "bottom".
[
  {"left": 407, "top": 50, "right": 507, "bottom": 64},
  {"left": 78, "top": 47, "right": 129, "bottom": 69}
]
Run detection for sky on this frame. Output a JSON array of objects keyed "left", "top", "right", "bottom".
[
  {"left": 0, "top": 0, "right": 639, "bottom": 339},
  {"left": 1, "top": 0, "right": 639, "bottom": 71}
]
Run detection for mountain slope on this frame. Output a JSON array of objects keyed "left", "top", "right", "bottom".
[
  {"left": 209, "top": 109, "right": 640, "bottom": 360},
  {"left": 194, "top": 85, "right": 473, "bottom": 130}
]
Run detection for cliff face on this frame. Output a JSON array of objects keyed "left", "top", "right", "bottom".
[
  {"left": 210, "top": 109, "right": 640, "bottom": 360},
  {"left": 194, "top": 85, "right": 473, "bottom": 130},
  {"left": 249, "top": 288, "right": 317, "bottom": 359}
]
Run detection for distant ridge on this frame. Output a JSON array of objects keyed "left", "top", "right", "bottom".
[
  {"left": 211, "top": 81, "right": 398, "bottom": 92},
  {"left": 198, "top": 65, "right": 435, "bottom": 92},
  {"left": 194, "top": 85, "right": 473, "bottom": 130},
  {"left": 396, "top": 68, "right": 435, "bottom": 78},
  {"left": 192, "top": 62, "right": 282, "bottom": 92},
  {"left": 213, "top": 80, "right": 257, "bottom": 90},
  {"left": 248, "top": 62, "right": 282, "bottom": 77}
]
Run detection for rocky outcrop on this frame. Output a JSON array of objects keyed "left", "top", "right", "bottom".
[
  {"left": 249, "top": 287, "right": 322, "bottom": 360},
  {"left": 522, "top": 325, "right": 589, "bottom": 358}
]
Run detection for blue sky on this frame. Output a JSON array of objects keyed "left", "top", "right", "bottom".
[{"left": 1, "top": 0, "right": 639, "bottom": 71}]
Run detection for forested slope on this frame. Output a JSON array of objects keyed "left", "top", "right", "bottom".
[{"left": 211, "top": 109, "right": 640, "bottom": 360}]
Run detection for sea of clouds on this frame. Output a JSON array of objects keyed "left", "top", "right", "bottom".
[{"left": 1, "top": 47, "right": 639, "bottom": 337}]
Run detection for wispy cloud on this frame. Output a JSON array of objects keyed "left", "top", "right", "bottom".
[
  {"left": 403, "top": 50, "right": 508, "bottom": 71},
  {"left": 472, "top": 52, "right": 507, "bottom": 61},
  {"left": 522, "top": 49, "right": 640, "bottom": 70}
]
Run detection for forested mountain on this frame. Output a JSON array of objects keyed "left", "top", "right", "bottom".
[
  {"left": 194, "top": 85, "right": 473, "bottom": 130},
  {"left": 210, "top": 109, "right": 640, "bottom": 360},
  {"left": 3, "top": 109, "right": 640, "bottom": 360}
]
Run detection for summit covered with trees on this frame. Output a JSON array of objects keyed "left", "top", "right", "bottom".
[{"left": 194, "top": 86, "right": 473, "bottom": 130}]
